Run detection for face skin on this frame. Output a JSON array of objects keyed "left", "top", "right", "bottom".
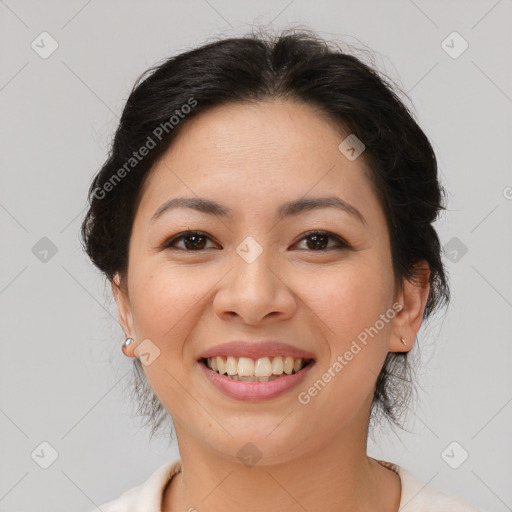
[{"left": 113, "top": 99, "right": 430, "bottom": 512}]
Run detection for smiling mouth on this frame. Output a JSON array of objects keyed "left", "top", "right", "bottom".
[{"left": 199, "top": 356, "right": 315, "bottom": 382}]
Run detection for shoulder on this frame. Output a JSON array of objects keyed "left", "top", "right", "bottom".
[
  {"left": 378, "top": 460, "right": 484, "bottom": 512},
  {"left": 89, "top": 459, "right": 181, "bottom": 512}
]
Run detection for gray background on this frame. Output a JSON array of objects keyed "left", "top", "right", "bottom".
[{"left": 1, "top": 1, "right": 511, "bottom": 510}]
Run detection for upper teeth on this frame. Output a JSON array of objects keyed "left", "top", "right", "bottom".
[{"left": 206, "top": 356, "right": 307, "bottom": 377}]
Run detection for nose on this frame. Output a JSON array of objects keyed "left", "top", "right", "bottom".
[{"left": 213, "top": 247, "right": 297, "bottom": 326}]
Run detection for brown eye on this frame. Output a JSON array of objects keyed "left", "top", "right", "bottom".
[
  {"left": 164, "top": 231, "right": 217, "bottom": 251},
  {"left": 163, "top": 230, "right": 350, "bottom": 252},
  {"left": 294, "top": 231, "right": 350, "bottom": 251}
]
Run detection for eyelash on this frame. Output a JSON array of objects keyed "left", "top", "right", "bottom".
[{"left": 162, "top": 230, "right": 351, "bottom": 252}]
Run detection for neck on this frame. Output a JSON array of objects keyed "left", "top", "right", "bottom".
[{"left": 162, "top": 421, "right": 401, "bottom": 512}]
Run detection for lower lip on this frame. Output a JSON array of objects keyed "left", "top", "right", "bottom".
[{"left": 198, "top": 360, "right": 315, "bottom": 401}]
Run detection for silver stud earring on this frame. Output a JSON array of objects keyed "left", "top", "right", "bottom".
[
  {"left": 400, "top": 337, "right": 407, "bottom": 346},
  {"left": 122, "top": 337, "right": 135, "bottom": 356}
]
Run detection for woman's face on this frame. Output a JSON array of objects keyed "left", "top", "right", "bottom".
[{"left": 114, "top": 99, "right": 425, "bottom": 464}]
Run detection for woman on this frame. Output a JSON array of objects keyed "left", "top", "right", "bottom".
[{"left": 82, "top": 28, "right": 483, "bottom": 511}]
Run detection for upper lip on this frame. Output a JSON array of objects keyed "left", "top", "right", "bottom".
[{"left": 198, "top": 340, "right": 316, "bottom": 361}]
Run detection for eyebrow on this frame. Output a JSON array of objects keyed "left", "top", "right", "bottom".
[{"left": 150, "top": 195, "right": 367, "bottom": 225}]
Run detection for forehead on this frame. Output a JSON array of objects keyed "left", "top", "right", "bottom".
[
  {"left": 167, "top": 99, "right": 349, "bottom": 165},
  {"left": 136, "top": 99, "right": 380, "bottom": 223}
]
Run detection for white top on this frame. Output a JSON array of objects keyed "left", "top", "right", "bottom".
[{"left": 90, "top": 459, "right": 484, "bottom": 511}]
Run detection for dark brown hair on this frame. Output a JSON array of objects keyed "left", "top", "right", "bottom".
[{"left": 81, "top": 28, "right": 449, "bottom": 438}]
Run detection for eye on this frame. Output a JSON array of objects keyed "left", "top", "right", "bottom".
[
  {"left": 163, "top": 230, "right": 219, "bottom": 251},
  {"left": 293, "top": 230, "right": 351, "bottom": 251},
  {"left": 162, "top": 230, "right": 351, "bottom": 252}
]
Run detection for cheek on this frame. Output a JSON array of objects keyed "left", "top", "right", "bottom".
[
  {"left": 127, "top": 265, "right": 204, "bottom": 412},
  {"left": 129, "top": 263, "right": 202, "bottom": 345},
  {"left": 294, "top": 256, "right": 394, "bottom": 405},
  {"left": 298, "top": 256, "right": 395, "bottom": 344}
]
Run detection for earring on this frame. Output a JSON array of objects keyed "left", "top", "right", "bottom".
[
  {"left": 122, "top": 337, "right": 135, "bottom": 356},
  {"left": 400, "top": 337, "right": 407, "bottom": 346}
]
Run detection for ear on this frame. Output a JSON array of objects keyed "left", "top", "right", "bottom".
[
  {"left": 388, "top": 261, "right": 430, "bottom": 353},
  {"left": 112, "top": 272, "right": 136, "bottom": 357}
]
